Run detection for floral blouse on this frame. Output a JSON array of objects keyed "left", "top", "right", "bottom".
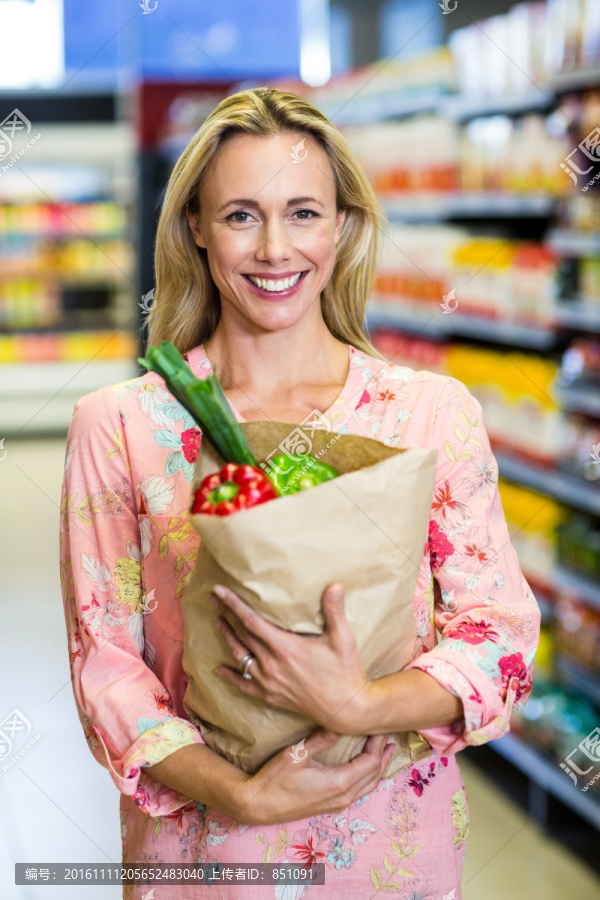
[{"left": 58, "top": 341, "right": 540, "bottom": 899}]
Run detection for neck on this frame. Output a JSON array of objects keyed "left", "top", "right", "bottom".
[{"left": 203, "top": 316, "right": 348, "bottom": 396}]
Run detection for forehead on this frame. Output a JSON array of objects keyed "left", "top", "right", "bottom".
[{"left": 202, "top": 132, "right": 337, "bottom": 204}]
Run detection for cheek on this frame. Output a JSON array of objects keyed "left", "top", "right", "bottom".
[{"left": 297, "top": 225, "right": 339, "bottom": 266}]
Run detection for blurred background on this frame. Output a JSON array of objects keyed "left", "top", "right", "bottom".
[{"left": 0, "top": 0, "right": 599, "bottom": 898}]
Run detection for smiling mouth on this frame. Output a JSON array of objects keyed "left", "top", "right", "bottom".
[{"left": 243, "top": 271, "right": 307, "bottom": 292}]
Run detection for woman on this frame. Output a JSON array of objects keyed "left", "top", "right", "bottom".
[{"left": 59, "top": 87, "right": 540, "bottom": 899}]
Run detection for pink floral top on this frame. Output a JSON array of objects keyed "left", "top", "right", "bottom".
[{"left": 58, "top": 341, "right": 540, "bottom": 899}]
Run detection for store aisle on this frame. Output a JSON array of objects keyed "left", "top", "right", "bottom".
[
  {"left": 1, "top": 436, "right": 598, "bottom": 900},
  {"left": 0, "top": 436, "right": 121, "bottom": 900}
]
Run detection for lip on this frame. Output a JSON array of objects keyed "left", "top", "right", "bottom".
[
  {"left": 242, "top": 270, "right": 308, "bottom": 300},
  {"left": 244, "top": 271, "right": 304, "bottom": 278}
]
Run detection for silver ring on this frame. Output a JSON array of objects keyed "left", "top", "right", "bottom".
[{"left": 240, "top": 653, "right": 255, "bottom": 680}]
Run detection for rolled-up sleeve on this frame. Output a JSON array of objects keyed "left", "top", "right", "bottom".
[
  {"left": 405, "top": 377, "right": 541, "bottom": 756},
  {"left": 59, "top": 385, "right": 205, "bottom": 817}
]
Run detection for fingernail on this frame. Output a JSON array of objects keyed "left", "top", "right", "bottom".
[
  {"left": 213, "top": 584, "right": 228, "bottom": 599},
  {"left": 330, "top": 585, "right": 343, "bottom": 601}
]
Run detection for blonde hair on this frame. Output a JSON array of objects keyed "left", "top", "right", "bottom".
[{"left": 146, "top": 86, "right": 386, "bottom": 360}]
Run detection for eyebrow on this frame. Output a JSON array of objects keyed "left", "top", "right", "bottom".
[{"left": 217, "top": 196, "right": 325, "bottom": 213}]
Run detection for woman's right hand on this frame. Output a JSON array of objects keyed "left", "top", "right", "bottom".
[{"left": 235, "top": 729, "right": 396, "bottom": 826}]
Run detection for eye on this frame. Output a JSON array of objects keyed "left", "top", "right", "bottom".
[
  {"left": 225, "top": 208, "right": 320, "bottom": 223},
  {"left": 226, "top": 210, "right": 253, "bottom": 223}
]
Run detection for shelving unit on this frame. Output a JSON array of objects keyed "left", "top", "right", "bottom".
[
  {"left": 366, "top": 303, "right": 557, "bottom": 349},
  {"left": 555, "top": 300, "right": 600, "bottom": 333},
  {"left": 548, "top": 230, "right": 600, "bottom": 257},
  {"left": 0, "top": 102, "right": 139, "bottom": 436},
  {"left": 319, "top": 77, "right": 586, "bottom": 129},
  {"left": 382, "top": 193, "right": 556, "bottom": 222},
  {"left": 320, "top": 22, "right": 600, "bottom": 833},
  {"left": 494, "top": 453, "right": 600, "bottom": 517},
  {"left": 492, "top": 733, "right": 600, "bottom": 830},
  {"left": 555, "top": 384, "right": 600, "bottom": 418},
  {"left": 554, "top": 656, "right": 600, "bottom": 708},
  {"left": 553, "top": 565, "right": 600, "bottom": 612}
]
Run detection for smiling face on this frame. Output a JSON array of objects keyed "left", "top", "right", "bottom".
[{"left": 186, "top": 131, "right": 346, "bottom": 334}]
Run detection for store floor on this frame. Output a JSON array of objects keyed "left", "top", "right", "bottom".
[{"left": 1, "top": 436, "right": 599, "bottom": 900}]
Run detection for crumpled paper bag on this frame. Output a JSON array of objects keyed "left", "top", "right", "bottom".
[{"left": 181, "top": 421, "right": 437, "bottom": 777}]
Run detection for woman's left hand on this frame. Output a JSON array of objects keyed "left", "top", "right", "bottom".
[{"left": 209, "top": 581, "right": 372, "bottom": 734}]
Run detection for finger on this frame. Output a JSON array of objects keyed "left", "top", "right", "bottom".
[
  {"left": 321, "top": 582, "right": 350, "bottom": 648},
  {"left": 301, "top": 728, "right": 342, "bottom": 760},
  {"left": 215, "top": 605, "right": 271, "bottom": 657},
  {"left": 215, "top": 662, "right": 264, "bottom": 697},
  {"left": 320, "top": 734, "right": 387, "bottom": 787},
  {"left": 362, "top": 733, "right": 394, "bottom": 762},
  {"left": 212, "top": 585, "right": 278, "bottom": 646},
  {"left": 365, "top": 743, "right": 396, "bottom": 792},
  {"left": 215, "top": 615, "right": 264, "bottom": 663}
]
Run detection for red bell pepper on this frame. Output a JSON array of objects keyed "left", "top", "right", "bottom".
[{"left": 191, "top": 462, "right": 278, "bottom": 516}]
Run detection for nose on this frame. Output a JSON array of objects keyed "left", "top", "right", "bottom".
[{"left": 255, "top": 215, "right": 291, "bottom": 263}]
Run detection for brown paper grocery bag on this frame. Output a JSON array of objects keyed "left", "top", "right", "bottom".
[{"left": 181, "top": 421, "right": 437, "bottom": 777}]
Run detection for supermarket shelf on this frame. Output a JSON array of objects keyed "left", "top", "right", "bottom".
[
  {"left": 491, "top": 732, "right": 600, "bottom": 830},
  {"left": 495, "top": 452, "right": 600, "bottom": 516},
  {"left": 554, "top": 565, "right": 600, "bottom": 612},
  {"left": 554, "top": 656, "right": 600, "bottom": 709},
  {"left": 555, "top": 384, "right": 600, "bottom": 418},
  {"left": 382, "top": 193, "right": 555, "bottom": 221},
  {"left": 0, "top": 274, "right": 131, "bottom": 287},
  {"left": 555, "top": 300, "right": 600, "bottom": 333},
  {"left": 320, "top": 90, "right": 448, "bottom": 126},
  {"left": 442, "top": 315, "right": 555, "bottom": 348},
  {"left": 316, "top": 72, "right": 600, "bottom": 131},
  {"left": 2, "top": 359, "right": 138, "bottom": 397},
  {"left": 553, "top": 68, "right": 600, "bottom": 92},
  {"left": 366, "top": 306, "right": 447, "bottom": 339},
  {"left": 327, "top": 87, "right": 556, "bottom": 127},
  {"left": 0, "top": 231, "right": 127, "bottom": 239},
  {"left": 444, "top": 89, "right": 553, "bottom": 121},
  {"left": 366, "top": 304, "right": 556, "bottom": 349},
  {"left": 547, "top": 230, "right": 600, "bottom": 257},
  {"left": 0, "top": 359, "right": 139, "bottom": 434}
]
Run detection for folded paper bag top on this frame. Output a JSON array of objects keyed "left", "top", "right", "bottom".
[{"left": 181, "top": 420, "right": 438, "bottom": 777}]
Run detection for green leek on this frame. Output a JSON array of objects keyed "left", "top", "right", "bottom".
[{"left": 137, "top": 341, "right": 259, "bottom": 468}]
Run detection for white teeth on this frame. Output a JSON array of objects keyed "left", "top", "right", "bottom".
[{"left": 247, "top": 272, "right": 302, "bottom": 291}]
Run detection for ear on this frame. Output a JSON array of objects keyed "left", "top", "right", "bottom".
[
  {"left": 334, "top": 208, "right": 346, "bottom": 245},
  {"left": 186, "top": 205, "right": 207, "bottom": 249}
]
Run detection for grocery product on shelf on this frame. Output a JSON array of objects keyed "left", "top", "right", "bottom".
[
  {"left": 343, "top": 112, "right": 569, "bottom": 198},
  {"left": 446, "top": 345, "right": 562, "bottom": 463},
  {"left": 560, "top": 414, "right": 600, "bottom": 480},
  {"left": 371, "top": 224, "right": 466, "bottom": 310},
  {"left": 0, "top": 279, "right": 61, "bottom": 330},
  {"left": 0, "top": 330, "right": 138, "bottom": 363},
  {"left": 308, "top": 45, "right": 457, "bottom": 121},
  {"left": 343, "top": 116, "right": 460, "bottom": 195},
  {"left": 0, "top": 117, "right": 137, "bottom": 437},
  {"left": 560, "top": 336, "right": 600, "bottom": 384},
  {"left": 511, "top": 670, "right": 600, "bottom": 799},
  {"left": 459, "top": 113, "right": 568, "bottom": 195},
  {"left": 450, "top": 3, "right": 552, "bottom": 100},
  {"left": 367, "top": 330, "right": 448, "bottom": 375},
  {"left": 0, "top": 199, "right": 133, "bottom": 332},
  {"left": 371, "top": 224, "right": 562, "bottom": 327},
  {"left": 555, "top": 596, "right": 600, "bottom": 672},
  {"left": 557, "top": 513, "right": 600, "bottom": 578},
  {"left": 0, "top": 201, "right": 127, "bottom": 235},
  {"left": 498, "top": 479, "right": 565, "bottom": 593}
]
